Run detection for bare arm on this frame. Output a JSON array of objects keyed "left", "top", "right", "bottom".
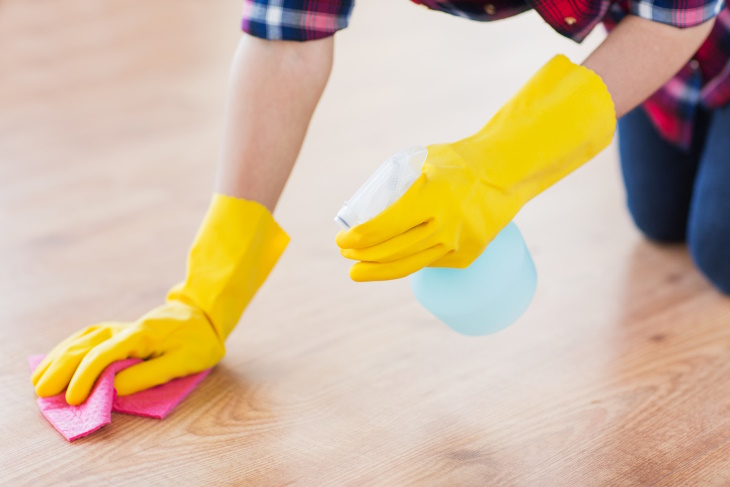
[
  {"left": 32, "top": 35, "right": 335, "bottom": 403},
  {"left": 583, "top": 15, "right": 715, "bottom": 118},
  {"left": 216, "top": 35, "right": 334, "bottom": 211}
]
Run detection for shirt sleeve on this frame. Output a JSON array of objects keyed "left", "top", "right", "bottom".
[
  {"left": 629, "top": 0, "right": 724, "bottom": 27},
  {"left": 242, "top": 0, "right": 355, "bottom": 41}
]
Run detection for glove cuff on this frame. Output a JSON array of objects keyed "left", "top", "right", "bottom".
[
  {"left": 167, "top": 193, "right": 290, "bottom": 341},
  {"left": 455, "top": 54, "right": 616, "bottom": 207}
]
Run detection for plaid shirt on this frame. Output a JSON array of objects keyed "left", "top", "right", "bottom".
[{"left": 242, "top": 0, "right": 727, "bottom": 149}]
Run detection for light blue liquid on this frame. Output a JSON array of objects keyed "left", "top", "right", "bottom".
[{"left": 409, "top": 222, "right": 537, "bottom": 336}]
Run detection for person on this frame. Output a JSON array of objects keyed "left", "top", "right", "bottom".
[{"left": 32, "top": 0, "right": 728, "bottom": 405}]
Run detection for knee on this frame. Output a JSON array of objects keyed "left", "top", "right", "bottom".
[
  {"left": 689, "top": 225, "right": 730, "bottom": 295},
  {"left": 627, "top": 202, "right": 687, "bottom": 243}
]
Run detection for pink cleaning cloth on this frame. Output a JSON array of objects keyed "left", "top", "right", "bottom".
[{"left": 28, "top": 354, "right": 210, "bottom": 442}]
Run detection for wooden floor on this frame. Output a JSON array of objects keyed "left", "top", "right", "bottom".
[{"left": 2, "top": 1, "right": 730, "bottom": 485}]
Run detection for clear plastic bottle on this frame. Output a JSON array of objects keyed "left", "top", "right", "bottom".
[
  {"left": 336, "top": 146, "right": 537, "bottom": 336},
  {"left": 335, "top": 146, "right": 428, "bottom": 230}
]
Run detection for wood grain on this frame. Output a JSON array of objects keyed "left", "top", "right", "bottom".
[{"left": 2, "top": 1, "right": 730, "bottom": 485}]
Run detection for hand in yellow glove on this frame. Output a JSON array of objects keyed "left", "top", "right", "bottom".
[
  {"left": 337, "top": 55, "right": 616, "bottom": 281},
  {"left": 31, "top": 194, "right": 289, "bottom": 405},
  {"left": 31, "top": 302, "right": 224, "bottom": 404}
]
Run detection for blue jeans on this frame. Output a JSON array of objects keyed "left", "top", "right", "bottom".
[{"left": 618, "top": 105, "right": 730, "bottom": 294}]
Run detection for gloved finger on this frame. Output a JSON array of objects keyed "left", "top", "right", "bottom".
[
  {"left": 336, "top": 176, "right": 430, "bottom": 250},
  {"left": 114, "top": 352, "right": 190, "bottom": 396},
  {"left": 340, "top": 220, "right": 438, "bottom": 264},
  {"left": 65, "top": 333, "right": 136, "bottom": 405},
  {"left": 349, "top": 244, "right": 450, "bottom": 282},
  {"left": 31, "top": 325, "right": 104, "bottom": 385},
  {"left": 33, "top": 326, "right": 119, "bottom": 396},
  {"left": 34, "top": 352, "right": 88, "bottom": 398}
]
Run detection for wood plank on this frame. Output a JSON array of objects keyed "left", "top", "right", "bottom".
[
  {"left": 657, "top": 440, "right": 730, "bottom": 486},
  {"left": 2, "top": 0, "right": 730, "bottom": 485}
]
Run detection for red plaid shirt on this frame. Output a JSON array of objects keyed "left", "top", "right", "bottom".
[{"left": 242, "top": 0, "right": 727, "bottom": 148}]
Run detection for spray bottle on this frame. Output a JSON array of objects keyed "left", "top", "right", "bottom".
[{"left": 335, "top": 146, "right": 536, "bottom": 336}]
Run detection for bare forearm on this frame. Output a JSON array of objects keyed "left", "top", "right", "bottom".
[
  {"left": 216, "top": 36, "right": 333, "bottom": 211},
  {"left": 583, "top": 16, "right": 714, "bottom": 118}
]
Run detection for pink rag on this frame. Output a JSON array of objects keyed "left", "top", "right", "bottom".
[{"left": 28, "top": 355, "right": 210, "bottom": 442}]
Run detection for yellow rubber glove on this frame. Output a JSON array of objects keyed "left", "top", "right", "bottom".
[
  {"left": 337, "top": 55, "right": 615, "bottom": 281},
  {"left": 31, "top": 194, "right": 289, "bottom": 405}
]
